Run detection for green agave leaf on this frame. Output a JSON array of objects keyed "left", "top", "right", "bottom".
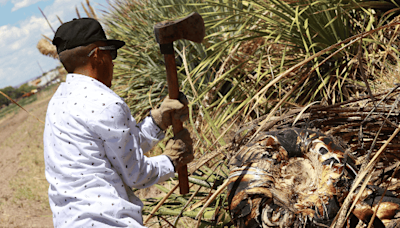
[{"left": 101, "top": 0, "right": 400, "bottom": 225}]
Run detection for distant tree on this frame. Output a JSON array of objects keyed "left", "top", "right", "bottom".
[
  {"left": 0, "top": 83, "right": 38, "bottom": 108},
  {"left": 0, "top": 92, "right": 8, "bottom": 107},
  {"left": 0, "top": 86, "right": 15, "bottom": 106},
  {"left": 2, "top": 86, "right": 17, "bottom": 99}
]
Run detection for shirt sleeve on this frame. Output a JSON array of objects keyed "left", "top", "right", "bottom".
[
  {"left": 136, "top": 116, "right": 164, "bottom": 153},
  {"left": 88, "top": 102, "right": 175, "bottom": 189}
]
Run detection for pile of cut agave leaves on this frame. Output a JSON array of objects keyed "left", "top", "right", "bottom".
[{"left": 140, "top": 85, "right": 400, "bottom": 228}]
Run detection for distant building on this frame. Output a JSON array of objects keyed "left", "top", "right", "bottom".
[{"left": 28, "top": 67, "right": 60, "bottom": 88}]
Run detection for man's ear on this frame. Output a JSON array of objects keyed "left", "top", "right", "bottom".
[
  {"left": 89, "top": 47, "right": 103, "bottom": 66},
  {"left": 92, "top": 47, "right": 99, "bottom": 59}
]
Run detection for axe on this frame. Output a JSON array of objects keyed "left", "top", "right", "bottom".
[{"left": 154, "top": 12, "right": 205, "bottom": 194}]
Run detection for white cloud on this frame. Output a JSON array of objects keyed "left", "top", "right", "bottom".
[
  {"left": 0, "top": 15, "right": 56, "bottom": 87},
  {"left": 0, "top": 16, "right": 49, "bottom": 53},
  {"left": 0, "top": 51, "right": 58, "bottom": 87},
  {"left": 11, "top": 0, "right": 46, "bottom": 11},
  {"left": 0, "top": 0, "right": 107, "bottom": 88}
]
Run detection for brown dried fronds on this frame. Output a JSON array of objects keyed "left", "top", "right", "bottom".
[
  {"left": 85, "top": 0, "right": 97, "bottom": 19},
  {"left": 75, "top": 6, "right": 81, "bottom": 18},
  {"left": 36, "top": 38, "right": 58, "bottom": 59}
]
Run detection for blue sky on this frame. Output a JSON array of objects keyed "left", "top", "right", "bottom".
[{"left": 0, "top": 0, "right": 109, "bottom": 89}]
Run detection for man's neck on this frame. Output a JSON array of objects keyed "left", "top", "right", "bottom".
[{"left": 73, "top": 68, "right": 109, "bottom": 87}]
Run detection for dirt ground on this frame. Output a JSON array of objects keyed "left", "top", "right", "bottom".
[
  {"left": 0, "top": 88, "right": 55, "bottom": 228},
  {"left": 0, "top": 85, "right": 187, "bottom": 228}
]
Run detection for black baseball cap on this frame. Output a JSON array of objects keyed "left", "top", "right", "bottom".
[{"left": 52, "top": 18, "right": 125, "bottom": 54}]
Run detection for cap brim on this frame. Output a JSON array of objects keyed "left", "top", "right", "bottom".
[{"left": 106, "top": 40, "right": 125, "bottom": 49}]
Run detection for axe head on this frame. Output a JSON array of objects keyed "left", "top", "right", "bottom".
[{"left": 154, "top": 12, "right": 205, "bottom": 45}]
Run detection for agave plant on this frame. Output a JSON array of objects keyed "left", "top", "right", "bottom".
[
  {"left": 104, "top": 0, "right": 400, "bottom": 150},
  {"left": 101, "top": 0, "right": 400, "bottom": 227},
  {"left": 31, "top": 0, "right": 400, "bottom": 226}
]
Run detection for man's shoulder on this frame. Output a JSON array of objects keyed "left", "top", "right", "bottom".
[
  {"left": 66, "top": 74, "right": 125, "bottom": 104},
  {"left": 77, "top": 85, "right": 128, "bottom": 115},
  {"left": 50, "top": 75, "right": 129, "bottom": 118}
]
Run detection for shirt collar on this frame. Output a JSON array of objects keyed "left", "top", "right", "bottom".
[{"left": 66, "top": 73, "right": 123, "bottom": 101}]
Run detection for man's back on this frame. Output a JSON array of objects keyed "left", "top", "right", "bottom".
[
  {"left": 44, "top": 74, "right": 174, "bottom": 227},
  {"left": 46, "top": 17, "right": 193, "bottom": 227}
]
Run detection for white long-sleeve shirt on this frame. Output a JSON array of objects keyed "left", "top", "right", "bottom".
[{"left": 43, "top": 73, "right": 175, "bottom": 228}]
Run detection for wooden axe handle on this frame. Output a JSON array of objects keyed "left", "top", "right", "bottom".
[{"left": 164, "top": 53, "right": 189, "bottom": 195}]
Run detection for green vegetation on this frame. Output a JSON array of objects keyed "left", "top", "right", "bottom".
[
  {"left": 0, "top": 83, "right": 36, "bottom": 107},
  {"left": 102, "top": 0, "right": 400, "bottom": 227},
  {"left": 0, "top": 83, "right": 61, "bottom": 120},
  {"left": 0, "top": 94, "right": 37, "bottom": 120}
]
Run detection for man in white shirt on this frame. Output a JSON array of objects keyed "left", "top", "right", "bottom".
[{"left": 44, "top": 18, "right": 194, "bottom": 228}]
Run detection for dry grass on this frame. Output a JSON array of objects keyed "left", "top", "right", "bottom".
[
  {"left": 0, "top": 86, "right": 57, "bottom": 228},
  {"left": 373, "top": 64, "right": 400, "bottom": 92},
  {"left": 7, "top": 121, "right": 48, "bottom": 208},
  {"left": 36, "top": 38, "right": 58, "bottom": 60}
]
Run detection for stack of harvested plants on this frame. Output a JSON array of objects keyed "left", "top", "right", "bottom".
[{"left": 227, "top": 87, "right": 400, "bottom": 227}]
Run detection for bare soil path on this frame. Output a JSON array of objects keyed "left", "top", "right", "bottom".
[
  {"left": 0, "top": 85, "right": 183, "bottom": 228},
  {"left": 0, "top": 87, "right": 56, "bottom": 228}
]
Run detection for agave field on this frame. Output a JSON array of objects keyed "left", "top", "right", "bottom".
[
  {"left": 100, "top": 0, "right": 400, "bottom": 227},
  {"left": 34, "top": 0, "right": 400, "bottom": 227}
]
